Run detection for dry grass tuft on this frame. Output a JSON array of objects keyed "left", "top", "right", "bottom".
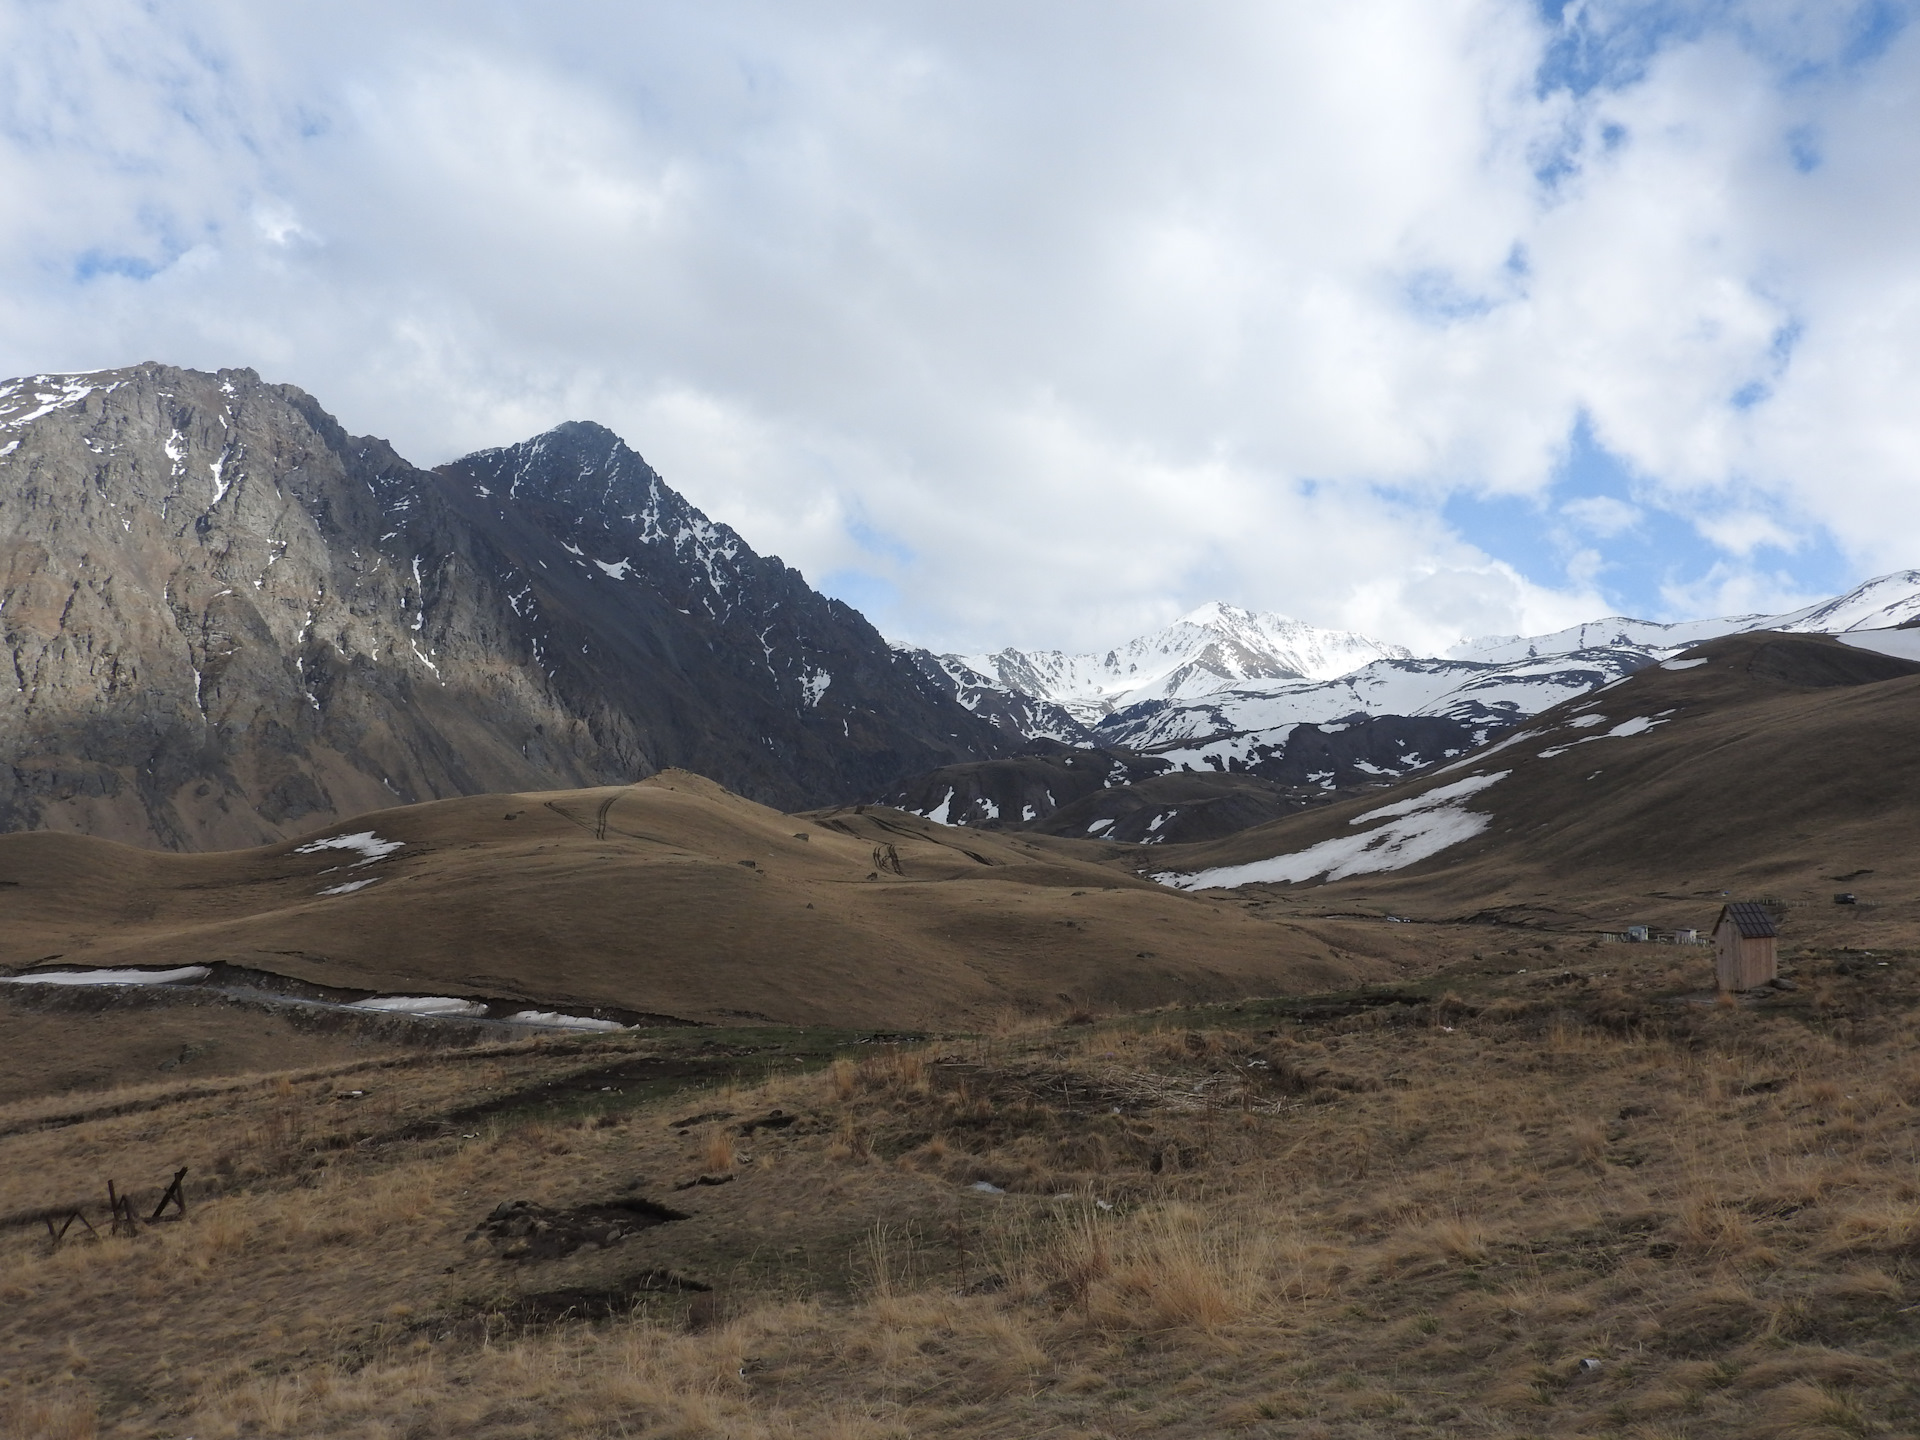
[
  {"left": 1820, "top": 1198, "right": 1920, "bottom": 1258},
  {"left": 829, "top": 1057, "right": 857, "bottom": 1101},
  {"left": 2, "top": 1392, "right": 97, "bottom": 1440},
  {"left": 1011, "top": 1202, "right": 1275, "bottom": 1333},
  {"left": 1760, "top": 1381, "right": 1872, "bottom": 1438}
]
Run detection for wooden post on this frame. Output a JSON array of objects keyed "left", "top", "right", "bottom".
[
  {"left": 107, "top": 1181, "right": 138, "bottom": 1237},
  {"left": 43, "top": 1210, "right": 96, "bottom": 1249},
  {"left": 148, "top": 1167, "right": 189, "bottom": 1222}
]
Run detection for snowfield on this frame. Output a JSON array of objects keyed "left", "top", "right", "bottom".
[
  {"left": 318, "top": 878, "right": 381, "bottom": 896},
  {"left": 1159, "top": 771, "right": 1510, "bottom": 890},
  {"left": 1, "top": 965, "right": 211, "bottom": 986}
]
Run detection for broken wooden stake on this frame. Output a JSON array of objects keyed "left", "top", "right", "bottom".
[
  {"left": 42, "top": 1209, "right": 97, "bottom": 1249},
  {"left": 148, "top": 1167, "right": 188, "bottom": 1223},
  {"left": 106, "top": 1180, "right": 138, "bottom": 1237}
]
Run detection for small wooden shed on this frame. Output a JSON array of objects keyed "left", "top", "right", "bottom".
[{"left": 1713, "top": 902, "right": 1778, "bottom": 992}]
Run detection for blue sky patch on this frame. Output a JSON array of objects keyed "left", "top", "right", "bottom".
[
  {"left": 72, "top": 250, "right": 161, "bottom": 283},
  {"left": 1444, "top": 415, "right": 1853, "bottom": 619},
  {"left": 847, "top": 516, "right": 915, "bottom": 566},
  {"left": 1787, "top": 124, "right": 1823, "bottom": 172},
  {"left": 1403, "top": 268, "right": 1497, "bottom": 325},
  {"left": 1840, "top": 0, "right": 1911, "bottom": 68},
  {"left": 817, "top": 568, "right": 903, "bottom": 631},
  {"left": 1534, "top": 1, "right": 1704, "bottom": 99}
]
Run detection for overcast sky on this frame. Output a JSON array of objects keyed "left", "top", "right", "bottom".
[{"left": 3, "top": 1, "right": 1916, "bottom": 653}]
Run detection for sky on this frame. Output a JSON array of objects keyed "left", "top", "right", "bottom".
[{"left": 2, "top": 0, "right": 1917, "bottom": 655}]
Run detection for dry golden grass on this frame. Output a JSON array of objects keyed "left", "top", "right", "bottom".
[{"left": 2, "top": 943, "right": 1919, "bottom": 1436}]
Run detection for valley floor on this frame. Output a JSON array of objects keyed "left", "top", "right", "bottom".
[{"left": 4, "top": 936, "right": 1919, "bottom": 1438}]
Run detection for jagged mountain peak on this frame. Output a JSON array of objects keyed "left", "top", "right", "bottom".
[{"left": 460, "top": 419, "right": 685, "bottom": 520}]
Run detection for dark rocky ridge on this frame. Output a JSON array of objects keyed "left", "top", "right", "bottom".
[
  {"left": 0, "top": 364, "right": 1004, "bottom": 849},
  {"left": 884, "top": 712, "right": 1482, "bottom": 844}
]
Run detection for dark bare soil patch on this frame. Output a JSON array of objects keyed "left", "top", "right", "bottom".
[
  {"left": 467, "top": 1195, "right": 689, "bottom": 1262},
  {"left": 489, "top": 1270, "right": 712, "bottom": 1325}
]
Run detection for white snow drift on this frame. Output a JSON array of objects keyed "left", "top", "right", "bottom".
[
  {"left": 1, "top": 965, "right": 211, "bottom": 986},
  {"left": 1160, "top": 771, "right": 1510, "bottom": 891}
]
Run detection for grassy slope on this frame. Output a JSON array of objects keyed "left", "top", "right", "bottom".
[
  {"left": 0, "top": 771, "right": 1438, "bottom": 1030},
  {"left": 1149, "top": 633, "right": 1920, "bottom": 940},
  {"left": 4, "top": 932, "right": 1918, "bottom": 1438}
]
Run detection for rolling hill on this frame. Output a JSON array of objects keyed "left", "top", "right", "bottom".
[
  {"left": 1148, "top": 629, "right": 1920, "bottom": 943},
  {"left": 0, "top": 770, "right": 1459, "bottom": 1035}
]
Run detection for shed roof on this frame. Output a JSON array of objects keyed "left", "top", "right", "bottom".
[{"left": 1715, "top": 902, "right": 1778, "bottom": 939}]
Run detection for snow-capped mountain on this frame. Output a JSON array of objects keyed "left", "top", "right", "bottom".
[
  {"left": 1451, "top": 573, "right": 1920, "bottom": 666},
  {"left": 912, "top": 602, "right": 1410, "bottom": 731},
  {"left": 1775, "top": 571, "right": 1920, "bottom": 633},
  {"left": 1097, "top": 646, "right": 1656, "bottom": 762},
  {"left": 900, "top": 652, "right": 1097, "bottom": 745},
  {"left": 893, "top": 571, "right": 1920, "bottom": 836},
  {"left": 1099, "top": 572, "right": 1920, "bottom": 777}
]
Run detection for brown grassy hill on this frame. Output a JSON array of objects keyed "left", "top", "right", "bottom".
[
  {"left": 0, "top": 770, "right": 1453, "bottom": 1034},
  {"left": 1147, "top": 631, "right": 1920, "bottom": 943}
]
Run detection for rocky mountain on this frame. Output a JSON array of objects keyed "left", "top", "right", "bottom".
[
  {"left": 0, "top": 364, "right": 1004, "bottom": 849},
  {"left": 885, "top": 712, "right": 1489, "bottom": 845},
  {"left": 899, "top": 651, "right": 1097, "bottom": 745}
]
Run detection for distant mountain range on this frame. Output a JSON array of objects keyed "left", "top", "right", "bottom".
[
  {"left": 0, "top": 365, "right": 1002, "bottom": 849},
  {"left": 892, "top": 572, "right": 1920, "bottom": 837}
]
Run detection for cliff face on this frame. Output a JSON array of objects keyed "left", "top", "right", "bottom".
[{"left": 0, "top": 365, "right": 1002, "bottom": 849}]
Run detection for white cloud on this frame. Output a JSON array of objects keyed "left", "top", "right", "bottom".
[
  {"left": 1692, "top": 509, "right": 1799, "bottom": 555},
  {"left": 1562, "top": 495, "right": 1642, "bottom": 537},
  {"left": 1658, "top": 560, "right": 1834, "bottom": 622},
  {"left": 0, "top": 1, "right": 1914, "bottom": 652}
]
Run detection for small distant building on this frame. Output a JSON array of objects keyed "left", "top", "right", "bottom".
[
  {"left": 1626, "top": 925, "right": 1650, "bottom": 942},
  {"left": 1674, "top": 928, "right": 1698, "bottom": 944},
  {"left": 1713, "top": 903, "right": 1778, "bottom": 992}
]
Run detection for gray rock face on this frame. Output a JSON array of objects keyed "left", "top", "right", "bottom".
[{"left": 0, "top": 364, "right": 1003, "bottom": 849}]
